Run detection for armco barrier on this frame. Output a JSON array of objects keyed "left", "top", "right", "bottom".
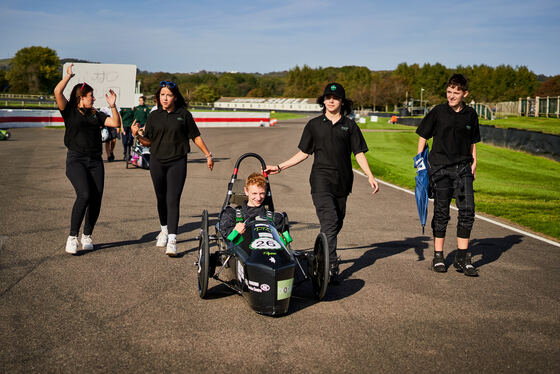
[
  {"left": 0, "top": 109, "right": 270, "bottom": 128},
  {"left": 0, "top": 109, "right": 64, "bottom": 127},
  {"left": 395, "top": 117, "right": 559, "bottom": 161}
]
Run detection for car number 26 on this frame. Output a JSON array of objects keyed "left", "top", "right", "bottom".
[{"left": 250, "top": 238, "right": 281, "bottom": 250}]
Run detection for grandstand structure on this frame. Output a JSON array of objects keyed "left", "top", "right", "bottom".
[{"left": 214, "top": 97, "right": 321, "bottom": 112}]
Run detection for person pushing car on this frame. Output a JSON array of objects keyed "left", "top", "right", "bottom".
[{"left": 265, "top": 82, "right": 379, "bottom": 284}]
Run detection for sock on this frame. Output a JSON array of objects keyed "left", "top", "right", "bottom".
[
  {"left": 434, "top": 251, "right": 444, "bottom": 257},
  {"left": 161, "top": 225, "right": 168, "bottom": 234},
  {"left": 168, "top": 234, "right": 176, "bottom": 242}
]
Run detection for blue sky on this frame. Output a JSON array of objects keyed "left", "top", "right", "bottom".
[{"left": 1, "top": 0, "right": 558, "bottom": 76}]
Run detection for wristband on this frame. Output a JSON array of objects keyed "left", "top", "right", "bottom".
[{"left": 206, "top": 152, "right": 213, "bottom": 159}]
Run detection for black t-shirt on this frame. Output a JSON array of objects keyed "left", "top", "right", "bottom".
[
  {"left": 298, "top": 114, "right": 369, "bottom": 196},
  {"left": 144, "top": 107, "right": 201, "bottom": 162},
  {"left": 416, "top": 103, "right": 481, "bottom": 169},
  {"left": 61, "top": 105, "right": 108, "bottom": 156}
]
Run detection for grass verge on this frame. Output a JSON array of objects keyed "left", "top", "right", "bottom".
[
  {"left": 479, "top": 115, "right": 560, "bottom": 135},
  {"left": 353, "top": 131, "right": 560, "bottom": 239}
]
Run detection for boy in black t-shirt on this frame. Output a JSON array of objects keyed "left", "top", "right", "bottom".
[{"left": 416, "top": 74, "right": 480, "bottom": 276}]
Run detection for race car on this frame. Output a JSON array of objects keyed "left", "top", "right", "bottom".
[
  {"left": 0, "top": 129, "right": 11, "bottom": 140},
  {"left": 195, "top": 153, "right": 330, "bottom": 316}
]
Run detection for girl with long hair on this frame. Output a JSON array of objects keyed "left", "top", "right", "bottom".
[
  {"left": 54, "top": 63, "right": 122, "bottom": 254},
  {"left": 132, "top": 80, "right": 214, "bottom": 256}
]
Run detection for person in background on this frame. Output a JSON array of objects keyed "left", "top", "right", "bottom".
[
  {"left": 99, "top": 105, "right": 119, "bottom": 162},
  {"left": 120, "top": 106, "right": 135, "bottom": 160},
  {"left": 54, "top": 63, "right": 122, "bottom": 254},
  {"left": 133, "top": 95, "right": 150, "bottom": 126}
]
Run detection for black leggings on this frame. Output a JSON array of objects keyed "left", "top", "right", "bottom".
[
  {"left": 149, "top": 157, "right": 187, "bottom": 235},
  {"left": 312, "top": 192, "right": 348, "bottom": 261},
  {"left": 66, "top": 150, "right": 104, "bottom": 236}
]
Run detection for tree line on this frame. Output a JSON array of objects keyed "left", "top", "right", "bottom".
[{"left": 2, "top": 46, "right": 559, "bottom": 110}]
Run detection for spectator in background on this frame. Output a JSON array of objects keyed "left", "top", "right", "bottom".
[
  {"left": 99, "top": 106, "right": 119, "bottom": 162},
  {"left": 133, "top": 96, "right": 150, "bottom": 125},
  {"left": 120, "top": 107, "right": 135, "bottom": 160}
]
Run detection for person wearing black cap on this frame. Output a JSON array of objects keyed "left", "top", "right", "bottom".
[{"left": 265, "top": 82, "right": 379, "bottom": 284}]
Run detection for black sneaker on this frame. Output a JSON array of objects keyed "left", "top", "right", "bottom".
[
  {"left": 453, "top": 251, "right": 479, "bottom": 276},
  {"left": 108, "top": 152, "right": 115, "bottom": 162},
  {"left": 329, "top": 259, "right": 340, "bottom": 285},
  {"left": 431, "top": 252, "right": 447, "bottom": 273}
]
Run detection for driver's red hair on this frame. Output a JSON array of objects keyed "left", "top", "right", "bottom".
[{"left": 245, "top": 172, "right": 267, "bottom": 189}]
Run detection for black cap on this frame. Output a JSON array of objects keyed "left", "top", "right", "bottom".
[{"left": 323, "top": 83, "right": 345, "bottom": 100}]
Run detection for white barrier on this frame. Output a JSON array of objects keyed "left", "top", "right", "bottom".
[
  {"left": 0, "top": 109, "right": 271, "bottom": 128},
  {"left": 192, "top": 111, "right": 270, "bottom": 127},
  {"left": 0, "top": 109, "right": 64, "bottom": 127}
]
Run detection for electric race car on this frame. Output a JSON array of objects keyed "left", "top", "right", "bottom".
[{"left": 195, "top": 153, "right": 330, "bottom": 316}]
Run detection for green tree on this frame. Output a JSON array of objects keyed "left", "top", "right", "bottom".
[
  {"left": 6, "top": 46, "right": 60, "bottom": 94},
  {"left": 192, "top": 84, "right": 220, "bottom": 103},
  {"left": 0, "top": 69, "right": 9, "bottom": 92},
  {"left": 536, "top": 75, "right": 560, "bottom": 96}
]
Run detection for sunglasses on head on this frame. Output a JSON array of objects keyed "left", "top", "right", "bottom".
[
  {"left": 160, "top": 81, "right": 177, "bottom": 89},
  {"left": 80, "top": 82, "right": 87, "bottom": 91}
]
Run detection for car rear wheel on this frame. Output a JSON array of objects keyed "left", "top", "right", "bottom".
[
  {"left": 311, "top": 232, "right": 329, "bottom": 300},
  {"left": 197, "top": 210, "right": 210, "bottom": 298}
]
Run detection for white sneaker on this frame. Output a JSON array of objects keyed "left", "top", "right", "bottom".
[
  {"left": 81, "top": 234, "right": 94, "bottom": 250},
  {"left": 156, "top": 231, "right": 168, "bottom": 247},
  {"left": 166, "top": 239, "right": 177, "bottom": 257},
  {"left": 65, "top": 236, "right": 78, "bottom": 255}
]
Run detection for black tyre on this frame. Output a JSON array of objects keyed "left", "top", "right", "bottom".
[
  {"left": 197, "top": 210, "right": 210, "bottom": 298},
  {"left": 311, "top": 232, "right": 329, "bottom": 300}
]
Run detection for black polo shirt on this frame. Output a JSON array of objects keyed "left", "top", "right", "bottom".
[
  {"left": 298, "top": 114, "right": 369, "bottom": 196},
  {"left": 144, "top": 107, "right": 201, "bottom": 162},
  {"left": 416, "top": 103, "right": 481, "bottom": 169},
  {"left": 61, "top": 105, "right": 108, "bottom": 156}
]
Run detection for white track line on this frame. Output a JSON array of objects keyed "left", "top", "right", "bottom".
[{"left": 353, "top": 169, "right": 560, "bottom": 248}]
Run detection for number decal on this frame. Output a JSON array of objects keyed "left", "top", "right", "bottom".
[{"left": 250, "top": 238, "right": 281, "bottom": 250}]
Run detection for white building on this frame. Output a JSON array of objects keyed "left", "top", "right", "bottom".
[{"left": 214, "top": 97, "right": 321, "bottom": 112}]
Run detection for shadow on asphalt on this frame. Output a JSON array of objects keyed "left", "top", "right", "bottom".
[
  {"left": 79, "top": 214, "right": 220, "bottom": 256},
  {"left": 338, "top": 236, "right": 431, "bottom": 278},
  {"left": 446, "top": 234, "right": 523, "bottom": 269}
]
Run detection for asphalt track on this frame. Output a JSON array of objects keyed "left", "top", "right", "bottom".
[{"left": 1, "top": 119, "right": 559, "bottom": 373}]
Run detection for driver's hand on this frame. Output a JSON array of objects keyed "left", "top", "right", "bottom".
[{"left": 234, "top": 222, "right": 245, "bottom": 234}]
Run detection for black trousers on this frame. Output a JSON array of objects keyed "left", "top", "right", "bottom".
[
  {"left": 149, "top": 157, "right": 187, "bottom": 235},
  {"left": 430, "top": 162, "right": 475, "bottom": 239},
  {"left": 121, "top": 128, "right": 133, "bottom": 155},
  {"left": 311, "top": 192, "right": 348, "bottom": 261},
  {"left": 66, "top": 150, "right": 104, "bottom": 236}
]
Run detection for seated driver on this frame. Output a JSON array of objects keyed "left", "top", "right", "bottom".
[{"left": 219, "top": 172, "right": 289, "bottom": 244}]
